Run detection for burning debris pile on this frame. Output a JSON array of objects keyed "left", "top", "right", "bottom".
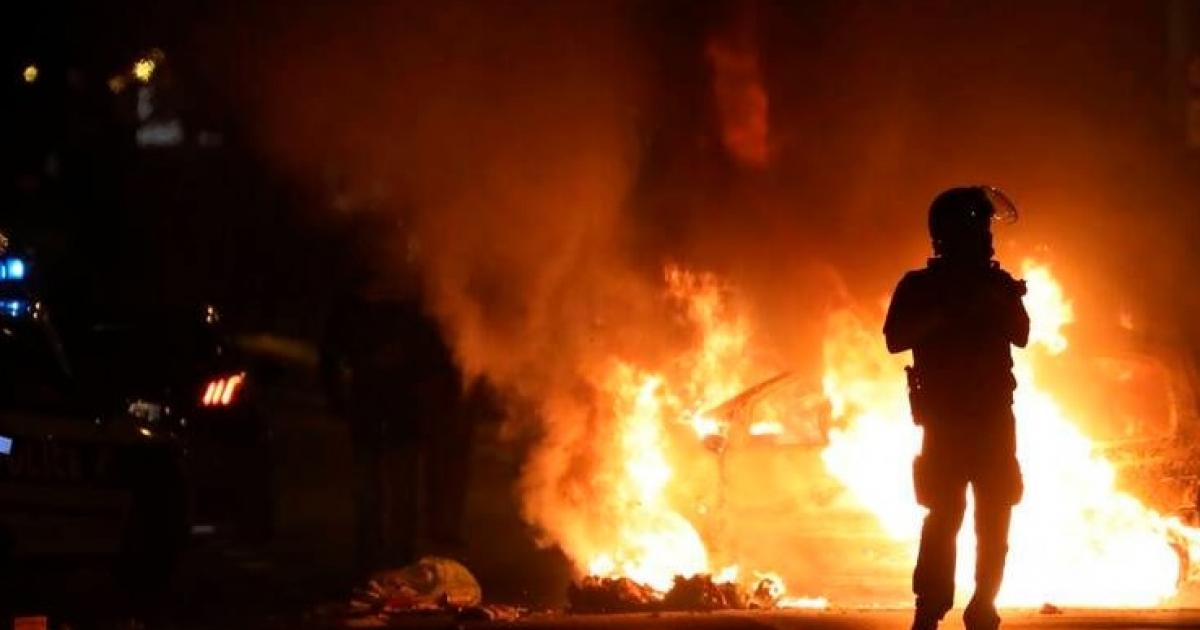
[
  {"left": 567, "top": 572, "right": 794, "bottom": 613},
  {"left": 661, "top": 574, "right": 747, "bottom": 610},
  {"left": 567, "top": 576, "right": 659, "bottom": 613}
]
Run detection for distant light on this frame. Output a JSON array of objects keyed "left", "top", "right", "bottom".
[
  {"left": 108, "top": 75, "right": 127, "bottom": 94},
  {"left": 138, "top": 427, "right": 153, "bottom": 438},
  {"left": 133, "top": 57, "right": 157, "bottom": 83},
  {"left": 0, "top": 256, "right": 27, "bottom": 281},
  {"left": 1, "top": 300, "right": 26, "bottom": 318},
  {"left": 4, "top": 257, "right": 26, "bottom": 281},
  {"left": 0, "top": 435, "right": 11, "bottom": 455},
  {"left": 22, "top": 64, "right": 38, "bottom": 84}
]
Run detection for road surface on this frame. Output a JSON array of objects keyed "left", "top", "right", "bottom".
[{"left": 327, "top": 609, "right": 1200, "bottom": 630}]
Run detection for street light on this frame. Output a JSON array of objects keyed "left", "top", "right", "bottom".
[
  {"left": 133, "top": 57, "right": 156, "bottom": 83},
  {"left": 22, "top": 64, "right": 37, "bottom": 84},
  {"left": 132, "top": 49, "right": 166, "bottom": 83}
]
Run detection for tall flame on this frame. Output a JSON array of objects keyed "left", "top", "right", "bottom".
[
  {"left": 580, "top": 268, "right": 744, "bottom": 592},
  {"left": 585, "top": 367, "right": 709, "bottom": 592}
]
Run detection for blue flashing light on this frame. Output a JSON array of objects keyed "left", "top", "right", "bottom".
[
  {"left": 6, "top": 258, "right": 24, "bottom": 280},
  {"left": 1, "top": 300, "right": 25, "bottom": 318},
  {"left": 0, "top": 435, "right": 10, "bottom": 455},
  {"left": 0, "top": 257, "right": 26, "bottom": 281}
]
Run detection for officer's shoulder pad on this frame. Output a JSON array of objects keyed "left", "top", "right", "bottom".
[{"left": 890, "top": 269, "right": 929, "bottom": 294}]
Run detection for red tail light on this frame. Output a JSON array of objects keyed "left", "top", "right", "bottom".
[{"left": 201, "top": 373, "right": 245, "bottom": 407}]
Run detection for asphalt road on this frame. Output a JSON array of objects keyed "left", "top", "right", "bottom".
[{"left": 323, "top": 609, "right": 1200, "bottom": 630}]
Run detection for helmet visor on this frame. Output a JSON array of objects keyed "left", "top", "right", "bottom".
[{"left": 982, "top": 186, "right": 1019, "bottom": 225}]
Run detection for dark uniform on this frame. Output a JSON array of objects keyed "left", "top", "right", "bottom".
[{"left": 884, "top": 187, "right": 1030, "bottom": 630}]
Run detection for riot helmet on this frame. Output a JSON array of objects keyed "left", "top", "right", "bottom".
[{"left": 927, "top": 185, "right": 1017, "bottom": 262}]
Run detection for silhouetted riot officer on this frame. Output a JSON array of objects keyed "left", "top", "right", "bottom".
[{"left": 884, "top": 186, "right": 1030, "bottom": 630}]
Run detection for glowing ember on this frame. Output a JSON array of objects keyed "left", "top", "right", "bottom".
[
  {"left": 777, "top": 596, "right": 831, "bottom": 610},
  {"left": 748, "top": 419, "right": 784, "bottom": 436},
  {"left": 690, "top": 413, "right": 725, "bottom": 440}
]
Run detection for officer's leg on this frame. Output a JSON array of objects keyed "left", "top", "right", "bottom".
[
  {"left": 965, "top": 457, "right": 1022, "bottom": 630},
  {"left": 912, "top": 455, "right": 969, "bottom": 626},
  {"left": 964, "top": 496, "right": 1010, "bottom": 629},
  {"left": 914, "top": 500, "right": 967, "bottom": 621}
]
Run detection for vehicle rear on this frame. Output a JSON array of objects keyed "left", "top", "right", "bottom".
[{"left": 68, "top": 307, "right": 272, "bottom": 542}]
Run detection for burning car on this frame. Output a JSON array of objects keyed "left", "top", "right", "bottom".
[{"left": 69, "top": 304, "right": 272, "bottom": 542}]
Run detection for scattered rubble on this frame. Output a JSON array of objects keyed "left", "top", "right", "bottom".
[
  {"left": 568, "top": 573, "right": 791, "bottom": 613},
  {"left": 329, "top": 557, "right": 539, "bottom": 626},
  {"left": 458, "top": 604, "right": 527, "bottom": 622},
  {"left": 342, "top": 556, "right": 488, "bottom": 626},
  {"left": 749, "top": 575, "right": 784, "bottom": 609},
  {"left": 662, "top": 574, "right": 746, "bottom": 610},
  {"left": 567, "top": 576, "right": 660, "bottom": 613}
]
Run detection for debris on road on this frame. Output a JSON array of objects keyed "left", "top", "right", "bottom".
[
  {"left": 749, "top": 574, "right": 785, "bottom": 609},
  {"left": 1040, "top": 603, "right": 1064, "bottom": 615},
  {"left": 568, "top": 576, "right": 660, "bottom": 613},
  {"left": 322, "top": 557, "right": 535, "bottom": 627},
  {"left": 662, "top": 575, "right": 746, "bottom": 610},
  {"left": 343, "top": 556, "right": 483, "bottom": 625},
  {"left": 569, "top": 573, "right": 778, "bottom": 613},
  {"left": 458, "top": 604, "right": 527, "bottom": 622}
]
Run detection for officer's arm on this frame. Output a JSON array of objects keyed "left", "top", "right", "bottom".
[
  {"left": 883, "top": 275, "right": 940, "bottom": 354},
  {"left": 1008, "top": 293, "right": 1030, "bottom": 348},
  {"left": 990, "top": 271, "right": 1030, "bottom": 348}
]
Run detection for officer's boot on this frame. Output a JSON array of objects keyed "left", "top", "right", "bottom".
[
  {"left": 911, "top": 606, "right": 942, "bottom": 630},
  {"left": 963, "top": 597, "right": 1001, "bottom": 630}
]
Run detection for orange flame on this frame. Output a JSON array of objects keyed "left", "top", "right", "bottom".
[{"left": 534, "top": 258, "right": 1200, "bottom": 608}]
